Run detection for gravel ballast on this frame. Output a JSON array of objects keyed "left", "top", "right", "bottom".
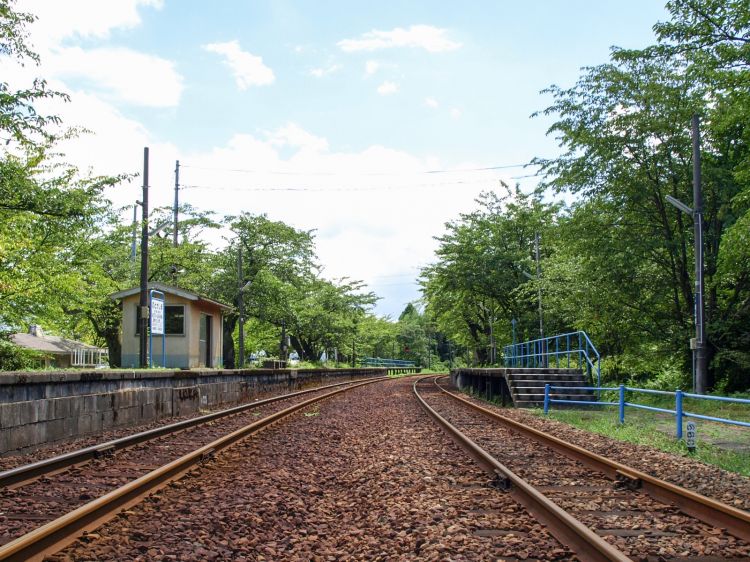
[{"left": 52, "top": 377, "right": 572, "bottom": 561}]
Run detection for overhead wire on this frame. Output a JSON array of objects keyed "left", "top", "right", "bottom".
[
  {"left": 179, "top": 172, "right": 542, "bottom": 194},
  {"left": 180, "top": 161, "right": 536, "bottom": 177}
]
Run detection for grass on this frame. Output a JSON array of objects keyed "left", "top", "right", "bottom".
[{"left": 530, "top": 406, "right": 750, "bottom": 476}]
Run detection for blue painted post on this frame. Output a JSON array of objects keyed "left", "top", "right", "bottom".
[
  {"left": 619, "top": 385, "right": 625, "bottom": 424},
  {"left": 566, "top": 333, "right": 570, "bottom": 368},
  {"left": 676, "top": 390, "right": 683, "bottom": 439},
  {"left": 555, "top": 337, "right": 559, "bottom": 368},
  {"left": 544, "top": 384, "right": 550, "bottom": 415}
]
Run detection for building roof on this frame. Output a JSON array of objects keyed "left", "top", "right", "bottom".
[
  {"left": 12, "top": 332, "right": 105, "bottom": 354},
  {"left": 109, "top": 282, "right": 232, "bottom": 311}
]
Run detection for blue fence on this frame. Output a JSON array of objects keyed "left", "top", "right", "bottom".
[
  {"left": 503, "top": 331, "right": 601, "bottom": 387},
  {"left": 543, "top": 384, "right": 750, "bottom": 439},
  {"left": 360, "top": 357, "right": 416, "bottom": 368}
]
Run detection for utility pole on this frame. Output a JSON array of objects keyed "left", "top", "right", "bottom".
[
  {"left": 535, "top": 233, "right": 546, "bottom": 367},
  {"left": 237, "top": 247, "right": 245, "bottom": 369},
  {"left": 693, "top": 114, "right": 707, "bottom": 394},
  {"left": 279, "top": 319, "right": 288, "bottom": 361},
  {"left": 138, "top": 147, "right": 150, "bottom": 368},
  {"left": 173, "top": 160, "right": 180, "bottom": 246},
  {"left": 489, "top": 316, "right": 496, "bottom": 365}
]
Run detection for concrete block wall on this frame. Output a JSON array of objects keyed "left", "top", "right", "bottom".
[{"left": 0, "top": 368, "right": 384, "bottom": 455}]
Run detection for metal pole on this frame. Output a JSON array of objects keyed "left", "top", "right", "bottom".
[
  {"left": 535, "top": 233, "right": 545, "bottom": 366},
  {"left": 489, "top": 317, "right": 495, "bottom": 365},
  {"left": 280, "top": 319, "right": 287, "bottom": 361},
  {"left": 237, "top": 247, "right": 245, "bottom": 369},
  {"left": 138, "top": 147, "right": 150, "bottom": 368},
  {"left": 173, "top": 160, "right": 180, "bottom": 246},
  {"left": 692, "top": 114, "right": 707, "bottom": 394},
  {"left": 131, "top": 202, "right": 138, "bottom": 260}
]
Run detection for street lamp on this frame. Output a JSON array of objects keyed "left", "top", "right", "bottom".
[{"left": 664, "top": 115, "right": 706, "bottom": 394}]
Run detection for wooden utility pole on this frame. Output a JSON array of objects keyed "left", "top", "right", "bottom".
[{"left": 138, "top": 147, "right": 150, "bottom": 368}]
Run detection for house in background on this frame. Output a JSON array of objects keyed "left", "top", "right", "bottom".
[
  {"left": 111, "top": 283, "right": 230, "bottom": 369},
  {"left": 12, "top": 326, "right": 108, "bottom": 369}
]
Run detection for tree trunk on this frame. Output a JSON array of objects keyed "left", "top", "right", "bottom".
[{"left": 223, "top": 314, "right": 238, "bottom": 369}]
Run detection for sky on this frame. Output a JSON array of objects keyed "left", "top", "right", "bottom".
[{"left": 6, "top": 0, "right": 669, "bottom": 317}]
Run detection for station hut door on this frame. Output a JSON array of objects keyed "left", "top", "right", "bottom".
[{"left": 199, "top": 313, "right": 213, "bottom": 367}]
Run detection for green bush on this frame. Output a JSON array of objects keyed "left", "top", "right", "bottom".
[
  {"left": 0, "top": 332, "right": 46, "bottom": 371},
  {"left": 600, "top": 351, "right": 690, "bottom": 390}
]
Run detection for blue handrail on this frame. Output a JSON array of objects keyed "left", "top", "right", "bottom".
[
  {"left": 360, "top": 357, "right": 416, "bottom": 368},
  {"left": 543, "top": 384, "right": 750, "bottom": 440},
  {"left": 503, "top": 331, "right": 601, "bottom": 387}
]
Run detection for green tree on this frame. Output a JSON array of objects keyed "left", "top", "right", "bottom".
[
  {"left": 421, "top": 186, "right": 558, "bottom": 364},
  {"left": 533, "top": 1, "right": 750, "bottom": 389}
]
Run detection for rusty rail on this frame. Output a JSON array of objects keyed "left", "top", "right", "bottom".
[
  {"left": 413, "top": 376, "right": 630, "bottom": 562},
  {"left": 0, "top": 377, "right": 387, "bottom": 562},
  {"left": 435, "top": 376, "right": 750, "bottom": 543},
  {"left": 0, "top": 376, "right": 385, "bottom": 489}
]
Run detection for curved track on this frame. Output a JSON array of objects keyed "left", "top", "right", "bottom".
[
  {"left": 0, "top": 377, "right": 386, "bottom": 561},
  {"left": 414, "top": 376, "right": 750, "bottom": 561}
]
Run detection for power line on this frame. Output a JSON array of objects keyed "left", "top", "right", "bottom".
[
  {"left": 181, "top": 179, "right": 496, "bottom": 193},
  {"left": 181, "top": 161, "right": 535, "bottom": 177},
  {"left": 180, "top": 171, "right": 540, "bottom": 193}
]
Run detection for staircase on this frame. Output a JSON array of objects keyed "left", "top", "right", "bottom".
[{"left": 505, "top": 368, "right": 596, "bottom": 408}]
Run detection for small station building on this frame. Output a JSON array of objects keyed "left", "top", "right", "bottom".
[{"left": 111, "top": 283, "right": 230, "bottom": 369}]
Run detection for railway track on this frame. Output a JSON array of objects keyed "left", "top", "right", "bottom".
[
  {"left": 414, "top": 376, "right": 750, "bottom": 562},
  {"left": 0, "top": 376, "right": 387, "bottom": 561}
]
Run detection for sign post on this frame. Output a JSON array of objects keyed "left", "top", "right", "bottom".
[
  {"left": 686, "top": 421, "right": 697, "bottom": 453},
  {"left": 149, "top": 290, "right": 166, "bottom": 368}
]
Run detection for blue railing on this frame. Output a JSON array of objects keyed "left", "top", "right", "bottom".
[
  {"left": 360, "top": 357, "right": 416, "bottom": 368},
  {"left": 503, "top": 331, "right": 601, "bottom": 387},
  {"left": 543, "top": 384, "right": 750, "bottom": 439}
]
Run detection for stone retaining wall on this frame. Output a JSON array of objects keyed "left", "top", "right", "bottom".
[{"left": 0, "top": 368, "right": 385, "bottom": 455}]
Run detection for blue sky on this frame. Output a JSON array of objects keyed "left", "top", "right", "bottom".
[{"left": 9, "top": 0, "right": 668, "bottom": 317}]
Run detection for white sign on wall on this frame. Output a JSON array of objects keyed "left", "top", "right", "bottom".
[{"left": 151, "top": 297, "right": 165, "bottom": 335}]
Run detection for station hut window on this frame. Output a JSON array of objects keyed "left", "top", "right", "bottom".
[{"left": 135, "top": 304, "right": 186, "bottom": 335}]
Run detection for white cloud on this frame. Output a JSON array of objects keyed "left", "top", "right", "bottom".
[
  {"left": 377, "top": 81, "right": 399, "bottom": 95},
  {"left": 450, "top": 107, "right": 463, "bottom": 119},
  {"left": 203, "top": 40, "right": 275, "bottom": 89},
  {"left": 309, "top": 63, "right": 342, "bottom": 78},
  {"left": 425, "top": 97, "right": 439, "bottom": 109},
  {"left": 365, "top": 60, "right": 381, "bottom": 75},
  {"left": 175, "top": 128, "right": 510, "bottom": 316},
  {"left": 18, "top": 0, "right": 163, "bottom": 50},
  {"left": 338, "top": 25, "right": 462, "bottom": 53},
  {"left": 267, "top": 123, "right": 329, "bottom": 152},
  {"left": 48, "top": 47, "right": 183, "bottom": 107},
  {"left": 11, "top": 0, "right": 182, "bottom": 108}
]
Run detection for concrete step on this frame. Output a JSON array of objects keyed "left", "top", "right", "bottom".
[
  {"left": 503, "top": 368, "right": 582, "bottom": 374},
  {"left": 514, "top": 391, "right": 598, "bottom": 397},
  {"left": 511, "top": 380, "right": 589, "bottom": 387},
  {"left": 506, "top": 373, "right": 586, "bottom": 380},
  {"left": 513, "top": 391, "right": 598, "bottom": 399}
]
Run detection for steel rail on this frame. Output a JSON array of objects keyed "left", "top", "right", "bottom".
[
  {"left": 412, "top": 376, "right": 631, "bottom": 562},
  {"left": 0, "top": 376, "right": 386, "bottom": 489},
  {"left": 435, "top": 376, "right": 750, "bottom": 543},
  {"left": 0, "top": 377, "right": 387, "bottom": 562}
]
